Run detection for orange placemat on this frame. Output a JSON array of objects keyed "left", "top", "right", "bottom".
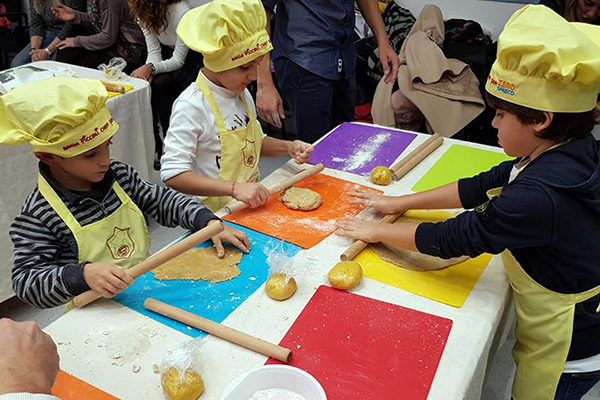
[
  {"left": 52, "top": 370, "right": 120, "bottom": 400},
  {"left": 224, "top": 173, "right": 382, "bottom": 248}
]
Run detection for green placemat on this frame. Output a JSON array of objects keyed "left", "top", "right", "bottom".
[{"left": 412, "top": 145, "right": 513, "bottom": 192}]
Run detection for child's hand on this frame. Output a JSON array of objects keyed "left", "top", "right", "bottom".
[
  {"left": 232, "top": 182, "right": 270, "bottom": 208},
  {"left": 336, "top": 218, "right": 382, "bottom": 243},
  {"left": 83, "top": 262, "right": 133, "bottom": 298},
  {"left": 288, "top": 140, "right": 314, "bottom": 164},
  {"left": 211, "top": 224, "right": 250, "bottom": 257},
  {"left": 349, "top": 190, "right": 405, "bottom": 215}
]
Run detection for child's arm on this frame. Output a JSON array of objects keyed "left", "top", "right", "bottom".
[
  {"left": 261, "top": 137, "right": 314, "bottom": 164},
  {"left": 10, "top": 213, "right": 131, "bottom": 308},
  {"left": 165, "top": 172, "right": 271, "bottom": 209}
]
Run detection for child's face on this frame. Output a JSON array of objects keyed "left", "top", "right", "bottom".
[
  {"left": 48, "top": 140, "right": 112, "bottom": 187},
  {"left": 492, "top": 110, "right": 545, "bottom": 158},
  {"left": 214, "top": 56, "right": 264, "bottom": 94}
]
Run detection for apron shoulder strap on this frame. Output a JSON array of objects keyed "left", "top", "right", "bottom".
[
  {"left": 196, "top": 72, "right": 228, "bottom": 133},
  {"left": 37, "top": 174, "right": 82, "bottom": 232}
]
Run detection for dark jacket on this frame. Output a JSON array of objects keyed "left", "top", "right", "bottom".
[{"left": 416, "top": 135, "right": 600, "bottom": 360}]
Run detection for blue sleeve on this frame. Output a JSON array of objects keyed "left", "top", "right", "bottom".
[
  {"left": 262, "top": 0, "right": 280, "bottom": 12},
  {"left": 416, "top": 177, "right": 555, "bottom": 258},
  {"left": 458, "top": 159, "right": 516, "bottom": 209}
]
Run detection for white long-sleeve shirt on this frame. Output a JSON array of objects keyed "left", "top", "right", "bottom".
[
  {"left": 143, "top": 0, "right": 191, "bottom": 74},
  {"left": 160, "top": 71, "right": 265, "bottom": 183}
]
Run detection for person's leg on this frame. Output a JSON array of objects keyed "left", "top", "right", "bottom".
[
  {"left": 56, "top": 47, "right": 113, "bottom": 69},
  {"left": 554, "top": 370, "right": 600, "bottom": 400},
  {"left": 274, "top": 57, "right": 334, "bottom": 144},
  {"left": 10, "top": 44, "right": 32, "bottom": 68},
  {"left": 331, "top": 72, "right": 357, "bottom": 128}
]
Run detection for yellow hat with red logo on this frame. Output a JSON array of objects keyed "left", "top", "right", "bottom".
[
  {"left": 486, "top": 5, "right": 600, "bottom": 112},
  {"left": 0, "top": 77, "right": 118, "bottom": 157},
  {"left": 176, "top": 0, "right": 273, "bottom": 72}
]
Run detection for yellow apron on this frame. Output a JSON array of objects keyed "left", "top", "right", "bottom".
[
  {"left": 485, "top": 156, "right": 600, "bottom": 400},
  {"left": 38, "top": 174, "right": 150, "bottom": 308},
  {"left": 196, "top": 73, "right": 263, "bottom": 212}
]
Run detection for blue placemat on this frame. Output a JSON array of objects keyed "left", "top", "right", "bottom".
[{"left": 114, "top": 222, "right": 301, "bottom": 337}]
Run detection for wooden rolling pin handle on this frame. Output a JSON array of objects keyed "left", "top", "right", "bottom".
[
  {"left": 144, "top": 298, "right": 293, "bottom": 363},
  {"left": 392, "top": 136, "right": 443, "bottom": 180},
  {"left": 226, "top": 163, "right": 325, "bottom": 215},
  {"left": 340, "top": 213, "right": 403, "bottom": 261},
  {"left": 72, "top": 221, "right": 225, "bottom": 309}
]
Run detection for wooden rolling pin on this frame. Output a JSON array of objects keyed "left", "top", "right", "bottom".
[
  {"left": 144, "top": 298, "right": 293, "bottom": 363},
  {"left": 72, "top": 221, "right": 224, "bottom": 309},
  {"left": 391, "top": 134, "right": 443, "bottom": 180},
  {"left": 340, "top": 213, "right": 403, "bottom": 261},
  {"left": 225, "top": 163, "right": 325, "bottom": 214},
  {"left": 340, "top": 134, "right": 444, "bottom": 261}
]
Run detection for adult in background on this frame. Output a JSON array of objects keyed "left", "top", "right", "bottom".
[
  {"left": 129, "top": 0, "right": 202, "bottom": 168},
  {"left": 541, "top": 0, "right": 600, "bottom": 24},
  {"left": 257, "top": 0, "right": 399, "bottom": 144},
  {"left": 0, "top": 318, "right": 61, "bottom": 400},
  {"left": 51, "top": 0, "right": 146, "bottom": 74},
  {"left": 10, "top": 0, "right": 85, "bottom": 67}
]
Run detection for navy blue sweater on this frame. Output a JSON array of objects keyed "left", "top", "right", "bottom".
[{"left": 416, "top": 135, "right": 600, "bottom": 361}]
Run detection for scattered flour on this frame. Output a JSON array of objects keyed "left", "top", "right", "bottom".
[
  {"left": 343, "top": 132, "right": 391, "bottom": 171},
  {"left": 247, "top": 388, "right": 307, "bottom": 400}
]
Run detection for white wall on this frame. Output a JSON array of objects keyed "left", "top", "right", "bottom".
[{"left": 396, "top": 0, "right": 526, "bottom": 39}]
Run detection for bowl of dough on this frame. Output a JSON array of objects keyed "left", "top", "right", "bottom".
[{"left": 220, "top": 365, "right": 326, "bottom": 400}]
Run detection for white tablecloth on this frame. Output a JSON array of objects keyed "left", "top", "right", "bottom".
[
  {"left": 43, "top": 127, "right": 513, "bottom": 400},
  {"left": 0, "top": 61, "right": 154, "bottom": 302}
]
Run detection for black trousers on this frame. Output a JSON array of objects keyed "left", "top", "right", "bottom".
[{"left": 273, "top": 57, "right": 356, "bottom": 144}]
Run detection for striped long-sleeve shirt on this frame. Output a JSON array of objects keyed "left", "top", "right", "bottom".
[{"left": 9, "top": 161, "right": 217, "bottom": 309}]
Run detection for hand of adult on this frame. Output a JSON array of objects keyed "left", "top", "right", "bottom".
[
  {"left": 57, "top": 38, "right": 76, "bottom": 50},
  {"left": 131, "top": 64, "right": 153, "bottom": 82},
  {"left": 256, "top": 83, "right": 285, "bottom": 129},
  {"left": 30, "top": 48, "right": 50, "bottom": 62},
  {"left": 378, "top": 41, "right": 399, "bottom": 84},
  {"left": 52, "top": 3, "right": 76, "bottom": 21},
  {"left": 0, "top": 318, "right": 60, "bottom": 396}
]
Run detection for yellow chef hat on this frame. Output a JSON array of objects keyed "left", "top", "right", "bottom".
[
  {"left": 0, "top": 77, "right": 118, "bottom": 158},
  {"left": 486, "top": 5, "right": 600, "bottom": 113},
  {"left": 176, "top": 0, "right": 273, "bottom": 72}
]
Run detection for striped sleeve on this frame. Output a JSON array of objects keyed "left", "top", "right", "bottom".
[
  {"left": 112, "top": 162, "right": 218, "bottom": 231},
  {"left": 10, "top": 205, "right": 89, "bottom": 309}
]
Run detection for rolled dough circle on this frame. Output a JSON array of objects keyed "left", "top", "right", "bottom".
[
  {"left": 161, "top": 367, "right": 205, "bottom": 400},
  {"left": 278, "top": 187, "right": 322, "bottom": 211},
  {"left": 265, "top": 273, "right": 297, "bottom": 301},
  {"left": 328, "top": 261, "right": 363, "bottom": 290}
]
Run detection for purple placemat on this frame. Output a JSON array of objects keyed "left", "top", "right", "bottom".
[{"left": 309, "top": 123, "right": 417, "bottom": 175}]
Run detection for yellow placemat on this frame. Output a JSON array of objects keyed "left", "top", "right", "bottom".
[
  {"left": 354, "top": 210, "right": 493, "bottom": 308},
  {"left": 412, "top": 144, "right": 513, "bottom": 192}
]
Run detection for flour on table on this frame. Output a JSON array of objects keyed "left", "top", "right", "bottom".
[
  {"left": 247, "top": 388, "right": 307, "bottom": 400},
  {"left": 344, "top": 132, "right": 391, "bottom": 171}
]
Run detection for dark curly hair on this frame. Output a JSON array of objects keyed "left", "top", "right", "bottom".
[
  {"left": 128, "top": 0, "right": 183, "bottom": 34},
  {"left": 485, "top": 92, "right": 599, "bottom": 142}
]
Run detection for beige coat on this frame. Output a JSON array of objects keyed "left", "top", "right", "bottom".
[{"left": 372, "top": 5, "right": 485, "bottom": 137}]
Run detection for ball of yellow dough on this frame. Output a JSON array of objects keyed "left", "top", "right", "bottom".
[
  {"left": 161, "top": 367, "right": 205, "bottom": 400},
  {"left": 265, "top": 273, "right": 297, "bottom": 301},
  {"left": 370, "top": 166, "right": 392, "bottom": 185},
  {"left": 328, "top": 261, "right": 363, "bottom": 290}
]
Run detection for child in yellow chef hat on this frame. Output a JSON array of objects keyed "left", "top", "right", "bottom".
[
  {"left": 0, "top": 77, "right": 248, "bottom": 309},
  {"left": 337, "top": 5, "right": 600, "bottom": 400},
  {"left": 160, "top": 0, "right": 314, "bottom": 212}
]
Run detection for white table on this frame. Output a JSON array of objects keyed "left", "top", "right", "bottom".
[
  {"left": 43, "top": 126, "right": 513, "bottom": 400},
  {"left": 0, "top": 61, "right": 154, "bottom": 303}
]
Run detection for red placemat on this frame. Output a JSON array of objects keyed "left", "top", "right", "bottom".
[{"left": 267, "top": 286, "right": 453, "bottom": 400}]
